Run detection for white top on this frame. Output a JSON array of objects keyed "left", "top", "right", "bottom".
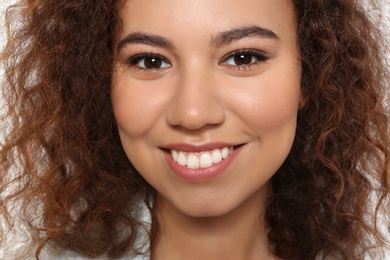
[{"left": 0, "top": 201, "right": 151, "bottom": 260}]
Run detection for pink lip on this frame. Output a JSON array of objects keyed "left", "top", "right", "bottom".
[{"left": 162, "top": 143, "right": 243, "bottom": 182}]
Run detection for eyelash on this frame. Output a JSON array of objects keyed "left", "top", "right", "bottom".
[
  {"left": 127, "top": 53, "right": 171, "bottom": 72},
  {"left": 220, "top": 49, "right": 270, "bottom": 70},
  {"left": 125, "top": 48, "right": 269, "bottom": 72}
]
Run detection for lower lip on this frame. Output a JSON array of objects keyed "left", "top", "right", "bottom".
[{"left": 164, "top": 147, "right": 241, "bottom": 182}]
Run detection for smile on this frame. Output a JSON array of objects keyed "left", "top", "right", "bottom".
[{"left": 171, "top": 147, "right": 234, "bottom": 169}]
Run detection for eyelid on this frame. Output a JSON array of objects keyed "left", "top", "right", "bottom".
[
  {"left": 126, "top": 53, "right": 171, "bottom": 69},
  {"left": 220, "top": 48, "right": 270, "bottom": 65}
]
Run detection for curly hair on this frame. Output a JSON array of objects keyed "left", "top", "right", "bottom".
[{"left": 0, "top": 0, "right": 389, "bottom": 259}]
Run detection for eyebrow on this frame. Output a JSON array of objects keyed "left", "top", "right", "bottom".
[
  {"left": 210, "top": 25, "right": 280, "bottom": 47},
  {"left": 116, "top": 25, "right": 279, "bottom": 52},
  {"left": 116, "top": 32, "right": 175, "bottom": 52}
]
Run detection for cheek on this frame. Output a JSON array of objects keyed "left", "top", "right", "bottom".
[
  {"left": 111, "top": 77, "right": 165, "bottom": 137},
  {"left": 227, "top": 67, "right": 301, "bottom": 135},
  {"left": 257, "top": 89, "right": 300, "bottom": 132},
  {"left": 111, "top": 76, "right": 165, "bottom": 174}
]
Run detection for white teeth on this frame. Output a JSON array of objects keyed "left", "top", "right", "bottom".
[
  {"left": 199, "top": 152, "right": 213, "bottom": 168},
  {"left": 177, "top": 151, "right": 187, "bottom": 166},
  {"left": 221, "top": 147, "right": 229, "bottom": 159},
  {"left": 187, "top": 153, "right": 199, "bottom": 169},
  {"left": 172, "top": 150, "right": 178, "bottom": 161},
  {"left": 170, "top": 146, "right": 234, "bottom": 169},
  {"left": 211, "top": 149, "right": 222, "bottom": 163}
]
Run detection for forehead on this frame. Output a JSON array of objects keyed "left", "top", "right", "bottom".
[{"left": 116, "top": 0, "right": 297, "bottom": 42}]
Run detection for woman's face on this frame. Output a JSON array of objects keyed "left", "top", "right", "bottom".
[{"left": 112, "top": 0, "right": 301, "bottom": 217}]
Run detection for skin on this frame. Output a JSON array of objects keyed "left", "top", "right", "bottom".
[{"left": 112, "top": 0, "right": 301, "bottom": 259}]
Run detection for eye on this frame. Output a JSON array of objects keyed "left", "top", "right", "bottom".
[
  {"left": 220, "top": 49, "right": 269, "bottom": 68},
  {"left": 225, "top": 54, "right": 257, "bottom": 66},
  {"left": 128, "top": 53, "right": 171, "bottom": 70}
]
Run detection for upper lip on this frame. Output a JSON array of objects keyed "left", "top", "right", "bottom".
[{"left": 162, "top": 142, "right": 241, "bottom": 152}]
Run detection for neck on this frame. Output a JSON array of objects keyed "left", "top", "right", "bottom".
[{"left": 151, "top": 185, "right": 277, "bottom": 260}]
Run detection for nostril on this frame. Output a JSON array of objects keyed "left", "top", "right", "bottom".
[{"left": 166, "top": 98, "right": 225, "bottom": 130}]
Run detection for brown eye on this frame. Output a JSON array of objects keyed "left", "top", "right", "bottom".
[
  {"left": 233, "top": 54, "right": 254, "bottom": 66},
  {"left": 143, "top": 57, "right": 163, "bottom": 69},
  {"left": 129, "top": 54, "right": 171, "bottom": 70},
  {"left": 221, "top": 49, "right": 269, "bottom": 68}
]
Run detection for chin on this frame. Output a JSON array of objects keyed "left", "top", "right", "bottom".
[{"left": 182, "top": 204, "right": 235, "bottom": 218}]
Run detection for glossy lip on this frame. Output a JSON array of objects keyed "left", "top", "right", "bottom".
[{"left": 162, "top": 143, "right": 243, "bottom": 182}]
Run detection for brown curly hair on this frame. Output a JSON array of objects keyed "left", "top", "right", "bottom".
[{"left": 1, "top": 0, "right": 389, "bottom": 259}]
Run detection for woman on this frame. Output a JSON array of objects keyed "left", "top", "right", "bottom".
[{"left": 1, "top": 0, "right": 389, "bottom": 259}]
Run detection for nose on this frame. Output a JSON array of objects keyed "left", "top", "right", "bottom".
[{"left": 166, "top": 67, "right": 225, "bottom": 130}]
